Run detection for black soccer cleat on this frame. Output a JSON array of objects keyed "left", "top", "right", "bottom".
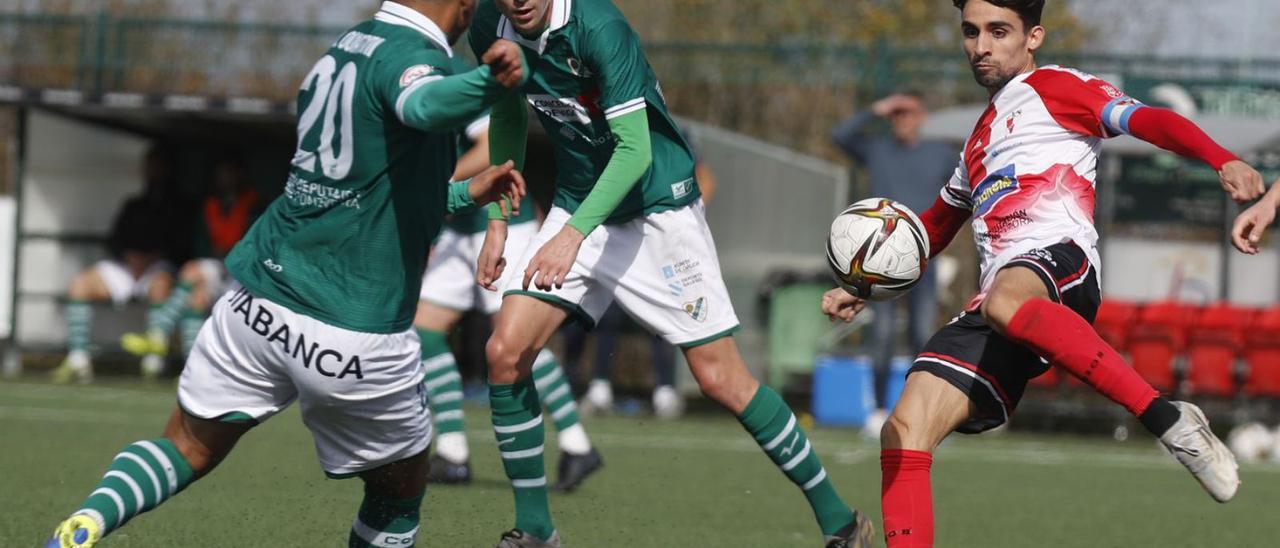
[
  {"left": 495, "top": 528, "right": 561, "bottom": 548},
  {"left": 551, "top": 448, "right": 603, "bottom": 492},
  {"left": 824, "top": 511, "right": 876, "bottom": 548},
  {"left": 426, "top": 454, "right": 472, "bottom": 485}
]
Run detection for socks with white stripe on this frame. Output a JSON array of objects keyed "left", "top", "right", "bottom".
[
  {"left": 737, "top": 386, "right": 854, "bottom": 536},
  {"left": 490, "top": 378, "right": 555, "bottom": 540},
  {"left": 65, "top": 300, "right": 92, "bottom": 365},
  {"left": 71, "top": 438, "right": 195, "bottom": 536},
  {"left": 148, "top": 281, "right": 192, "bottom": 338},
  {"left": 417, "top": 329, "right": 469, "bottom": 463},
  {"left": 531, "top": 349, "right": 592, "bottom": 455},
  {"left": 179, "top": 308, "right": 206, "bottom": 357},
  {"left": 348, "top": 486, "right": 422, "bottom": 548}
]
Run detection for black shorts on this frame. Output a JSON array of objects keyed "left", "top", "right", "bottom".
[{"left": 909, "top": 241, "right": 1101, "bottom": 433}]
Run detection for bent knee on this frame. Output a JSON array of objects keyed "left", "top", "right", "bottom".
[
  {"left": 980, "top": 291, "right": 1025, "bottom": 333},
  {"left": 880, "top": 413, "right": 939, "bottom": 452}
]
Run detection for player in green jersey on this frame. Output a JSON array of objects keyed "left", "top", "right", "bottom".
[
  {"left": 45, "top": 2, "right": 528, "bottom": 547},
  {"left": 415, "top": 56, "right": 602, "bottom": 489},
  {"left": 469, "top": 1, "right": 874, "bottom": 547}
]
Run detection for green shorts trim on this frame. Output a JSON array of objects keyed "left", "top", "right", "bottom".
[
  {"left": 503, "top": 290, "right": 597, "bottom": 330},
  {"left": 215, "top": 411, "right": 258, "bottom": 425},
  {"left": 677, "top": 325, "right": 741, "bottom": 349}
]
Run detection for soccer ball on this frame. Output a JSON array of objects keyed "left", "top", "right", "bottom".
[
  {"left": 826, "top": 198, "right": 929, "bottom": 301},
  {"left": 1226, "top": 422, "right": 1274, "bottom": 462}
]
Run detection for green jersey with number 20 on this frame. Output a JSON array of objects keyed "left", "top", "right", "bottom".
[
  {"left": 227, "top": 6, "right": 478, "bottom": 334},
  {"left": 469, "top": 0, "right": 699, "bottom": 224}
]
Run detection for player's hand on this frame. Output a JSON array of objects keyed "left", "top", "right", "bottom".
[
  {"left": 523, "top": 226, "right": 585, "bottom": 291},
  {"left": 482, "top": 39, "right": 527, "bottom": 88},
  {"left": 1218, "top": 160, "right": 1266, "bottom": 203},
  {"left": 1231, "top": 190, "right": 1279, "bottom": 254},
  {"left": 477, "top": 220, "right": 510, "bottom": 290},
  {"left": 468, "top": 161, "right": 526, "bottom": 217},
  {"left": 821, "top": 287, "right": 867, "bottom": 323}
]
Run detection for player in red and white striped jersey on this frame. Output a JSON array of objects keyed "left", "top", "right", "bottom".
[{"left": 823, "top": 1, "right": 1265, "bottom": 546}]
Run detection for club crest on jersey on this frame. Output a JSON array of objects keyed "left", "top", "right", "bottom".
[
  {"left": 683, "top": 297, "right": 708, "bottom": 322},
  {"left": 972, "top": 165, "right": 1019, "bottom": 217},
  {"left": 566, "top": 57, "right": 595, "bottom": 78},
  {"left": 1005, "top": 109, "right": 1022, "bottom": 133},
  {"left": 399, "top": 64, "right": 435, "bottom": 87}
]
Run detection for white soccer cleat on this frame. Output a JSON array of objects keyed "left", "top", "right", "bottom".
[{"left": 1159, "top": 401, "right": 1240, "bottom": 503}]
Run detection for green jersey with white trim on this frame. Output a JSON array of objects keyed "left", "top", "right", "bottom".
[
  {"left": 469, "top": 0, "right": 698, "bottom": 225},
  {"left": 227, "top": 6, "right": 465, "bottom": 333}
]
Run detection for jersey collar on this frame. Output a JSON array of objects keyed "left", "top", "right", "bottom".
[
  {"left": 498, "top": 0, "right": 572, "bottom": 54},
  {"left": 375, "top": 1, "right": 453, "bottom": 57}
]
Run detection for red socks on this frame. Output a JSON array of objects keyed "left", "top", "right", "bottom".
[
  {"left": 1005, "top": 298, "right": 1158, "bottom": 416},
  {"left": 881, "top": 449, "right": 934, "bottom": 547}
]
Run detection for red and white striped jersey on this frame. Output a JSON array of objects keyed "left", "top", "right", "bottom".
[{"left": 941, "top": 65, "right": 1143, "bottom": 300}]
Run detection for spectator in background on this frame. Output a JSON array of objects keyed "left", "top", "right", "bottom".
[
  {"left": 120, "top": 152, "right": 261, "bottom": 366},
  {"left": 570, "top": 128, "right": 719, "bottom": 419},
  {"left": 54, "top": 145, "right": 193, "bottom": 383},
  {"left": 831, "top": 92, "right": 958, "bottom": 434}
]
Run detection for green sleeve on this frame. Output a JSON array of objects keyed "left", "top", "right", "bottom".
[
  {"left": 566, "top": 109, "right": 652, "bottom": 236},
  {"left": 395, "top": 63, "right": 525, "bottom": 132},
  {"left": 486, "top": 93, "right": 530, "bottom": 221},
  {"left": 446, "top": 179, "right": 476, "bottom": 215}
]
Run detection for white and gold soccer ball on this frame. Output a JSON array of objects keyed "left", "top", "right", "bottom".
[{"left": 826, "top": 198, "right": 929, "bottom": 301}]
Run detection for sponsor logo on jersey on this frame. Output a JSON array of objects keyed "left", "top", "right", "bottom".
[
  {"left": 527, "top": 94, "right": 592, "bottom": 124},
  {"left": 670, "top": 178, "right": 695, "bottom": 199},
  {"left": 683, "top": 297, "right": 708, "bottom": 322},
  {"left": 972, "top": 165, "right": 1019, "bottom": 217},
  {"left": 263, "top": 259, "right": 284, "bottom": 273},
  {"left": 224, "top": 287, "right": 365, "bottom": 380},
  {"left": 399, "top": 64, "right": 435, "bottom": 88}
]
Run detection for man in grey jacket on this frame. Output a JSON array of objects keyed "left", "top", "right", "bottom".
[{"left": 831, "top": 92, "right": 958, "bottom": 431}]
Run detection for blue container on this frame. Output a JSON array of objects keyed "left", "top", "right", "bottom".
[
  {"left": 883, "top": 356, "right": 914, "bottom": 413},
  {"left": 812, "top": 355, "right": 875, "bottom": 427}
]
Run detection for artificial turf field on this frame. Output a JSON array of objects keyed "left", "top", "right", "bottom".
[{"left": 2, "top": 380, "right": 1277, "bottom": 547}]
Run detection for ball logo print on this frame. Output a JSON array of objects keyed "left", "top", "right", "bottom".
[{"left": 825, "top": 198, "right": 928, "bottom": 301}]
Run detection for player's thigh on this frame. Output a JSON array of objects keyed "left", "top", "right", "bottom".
[
  {"left": 609, "top": 201, "right": 740, "bottom": 346},
  {"left": 179, "top": 284, "right": 298, "bottom": 420},
  {"left": 982, "top": 265, "right": 1051, "bottom": 331},
  {"left": 883, "top": 372, "right": 979, "bottom": 452},
  {"left": 69, "top": 265, "right": 114, "bottom": 301}
]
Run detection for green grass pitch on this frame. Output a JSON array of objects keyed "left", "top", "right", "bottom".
[{"left": 2, "top": 380, "right": 1276, "bottom": 547}]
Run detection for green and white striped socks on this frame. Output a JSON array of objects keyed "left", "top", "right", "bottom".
[
  {"left": 66, "top": 300, "right": 92, "bottom": 362},
  {"left": 348, "top": 486, "right": 422, "bottom": 548},
  {"left": 737, "top": 386, "right": 854, "bottom": 536},
  {"left": 490, "top": 378, "right": 555, "bottom": 540},
  {"left": 418, "top": 329, "right": 469, "bottom": 463},
  {"left": 71, "top": 439, "right": 195, "bottom": 536},
  {"left": 147, "top": 281, "right": 192, "bottom": 338},
  {"left": 531, "top": 349, "right": 592, "bottom": 455}
]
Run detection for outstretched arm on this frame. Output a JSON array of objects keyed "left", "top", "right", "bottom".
[{"left": 1124, "top": 107, "right": 1264, "bottom": 202}]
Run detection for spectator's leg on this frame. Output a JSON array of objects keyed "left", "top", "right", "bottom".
[
  {"left": 57, "top": 268, "right": 112, "bottom": 383},
  {"left": 651, "top": 335, "right": 683, "bottom": 418},
  {"left": 584, "top": 304, "right": 626, "bottom": 413}
]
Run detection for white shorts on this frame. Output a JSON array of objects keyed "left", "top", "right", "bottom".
[
  {"left": 178, "top": 281, "right": 431, "bottom": 477},
  {"left": 420, "top": 222, "right": 539, "bottom": 315},
  {"left": 503, "top": 201, "right": 739, "bottom": 346},
  {"left": 95, "top": 259, "right": 172, "bottom": 305},
  {"left": 191, "top": 258, "right": 230, "bottom": 300}
]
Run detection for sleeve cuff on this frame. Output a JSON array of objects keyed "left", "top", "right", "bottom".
[{"left": 604, "top": 98, "right": 646, "bottom": 120}]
